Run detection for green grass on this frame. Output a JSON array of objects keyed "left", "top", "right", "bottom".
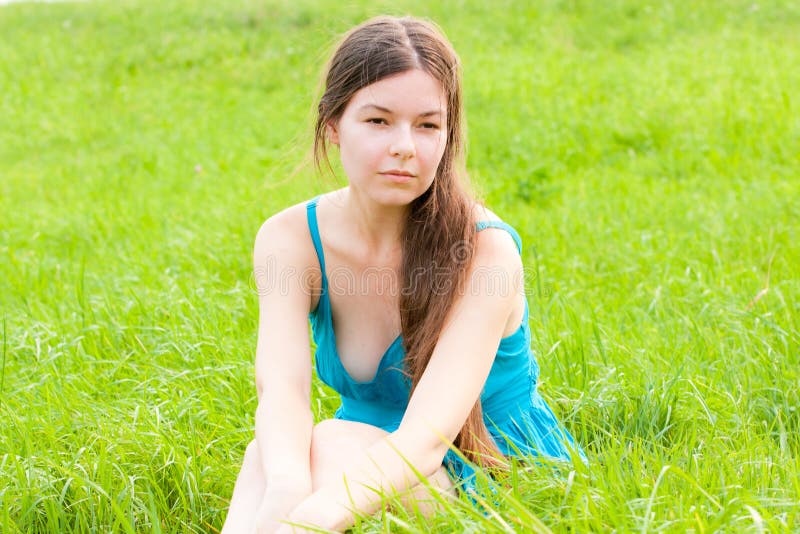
[{"left": 1, "top": 0, "right": 799, "bottom": 531}]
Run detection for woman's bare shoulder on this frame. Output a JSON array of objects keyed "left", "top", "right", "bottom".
[
  {"left": 471, "top": 201, "right": 503, "bottom": 223},
  {"left": 252, "top": 198, "right": 323, "bottom": 306},
  {"left": 254, "top": 198, "right": 317, "bottom": 266},
  {"left": 470, "top": 201, "right": 521, "bottom": 264}
]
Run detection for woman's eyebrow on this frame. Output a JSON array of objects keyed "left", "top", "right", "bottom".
[{"left": 358, "top": 104, "right": 443, "bottom": 117}]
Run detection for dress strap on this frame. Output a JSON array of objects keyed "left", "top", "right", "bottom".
[
  {"left": 306, "top": 196, "right": 328, "bottom": 292},
  {"left": 476, "top": 220, "right": 523, "bottom": 254}
]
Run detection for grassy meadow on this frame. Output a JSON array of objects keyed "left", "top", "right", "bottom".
[{"left": 1, "top": 0, "right": 799, "bottom": 531}]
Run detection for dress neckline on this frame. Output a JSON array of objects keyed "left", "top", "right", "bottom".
[
  {"left": 306, "top": 195, "right": 528, "bottom": 386},
  {"left": 319, "top": 288, "right": 403, "bottom": 385}
]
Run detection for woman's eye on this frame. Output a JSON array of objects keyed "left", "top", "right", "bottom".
[
  {"left": 367, "top": 118, "right": 387, "bottom": 125},
  {"left": 420, "top": 123, "right": 440, "bottom": 129}
]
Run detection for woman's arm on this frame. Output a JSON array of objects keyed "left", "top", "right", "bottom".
[
  {"left": 251, "top": 212, "right": 317, "bottom": 519},
  {"left": 282, "top": 228, "right": 523, "bottom": 531}
]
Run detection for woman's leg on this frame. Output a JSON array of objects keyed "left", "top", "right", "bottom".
[
  {"left": 221, "top": 419, "right": 455, "bottom": 532},
  {"left": 310, "top": 419, "right": 456, "bottom": 518},
  {"left": 221, "top": 439, "right": 265, "bottom": 533}
]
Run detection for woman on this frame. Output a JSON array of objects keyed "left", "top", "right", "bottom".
[{"left": 222, "top": 15, "right": 583, "bottom": 533}]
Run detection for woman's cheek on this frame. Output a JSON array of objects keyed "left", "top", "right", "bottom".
[
  {"left": 423, "top": 136, "right": 447, "bottom": 164},
  {"left": 417, "top": 135, "right": 439, "bottom": 155}
]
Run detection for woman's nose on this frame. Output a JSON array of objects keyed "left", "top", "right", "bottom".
[{"left": 389, "top": 125, "right": 415, "bottom": 159}]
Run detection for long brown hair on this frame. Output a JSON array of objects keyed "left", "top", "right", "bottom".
[{"left": 313, "top": 16, "right": 504, "bottom": 470}]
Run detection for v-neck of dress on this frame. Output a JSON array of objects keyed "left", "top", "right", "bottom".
[
  {"left": 305, "top": 195, "right": 528, "bottom": 386},
  {"left": 318, "top": 291, "right": 403, "bottom": 385},
  {"left": 306, "top": 197, "right": 403, "bottom": 385}
]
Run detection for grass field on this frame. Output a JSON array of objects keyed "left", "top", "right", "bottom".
[{"left": 1, "top": 0, "right": 799, "bottom": 531}]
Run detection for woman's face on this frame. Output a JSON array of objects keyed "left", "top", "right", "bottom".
[{"left": 327, "top": 69, "right": 448, "bottom": 206}]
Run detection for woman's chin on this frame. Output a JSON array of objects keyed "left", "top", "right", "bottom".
[{"left": 353, "top": 185, "right": 426, "bottom": 207}]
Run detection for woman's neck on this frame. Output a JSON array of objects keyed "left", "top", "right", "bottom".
[{"left": 342, "top": 187, "right": 408, "bottom": 259}]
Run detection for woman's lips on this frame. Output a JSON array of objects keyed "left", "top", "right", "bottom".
[{"left": 381, "top": 172, "right": 415, "bottom": 183}]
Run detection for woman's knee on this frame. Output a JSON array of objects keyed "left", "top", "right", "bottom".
[
  {"left": 310, "top": 420, "right": 353, "bottom": 465},
  {"left": 310, "top": 419, "right": 388, "bottom": 488},
  {"left": 238, "top": 438, "right": 265, "bottom": 483},
  {"left": 243, "top": 438, "right": 260, "bottom": 464},
  {"left": 311, "top": 420, "right": 386, "bottom": 456}
]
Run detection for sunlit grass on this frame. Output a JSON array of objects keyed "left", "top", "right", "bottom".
[{"left": 1, "top": 0, "right": 798, "bottom": 531}]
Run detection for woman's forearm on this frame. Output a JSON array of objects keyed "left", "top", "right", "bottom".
[{"left": 255, "top": 385, "right": 314, "bottom": 492}]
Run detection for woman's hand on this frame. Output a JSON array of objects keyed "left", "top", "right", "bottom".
[
  {"left": 274, "top": 488, "right": 352, "bottom": 534},
  {"left": 254, "top": 483, "right": 311, "bottom": 534}
]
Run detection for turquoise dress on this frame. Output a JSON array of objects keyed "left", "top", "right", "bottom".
[{"left": 306, "top": 196, "right": 584, "bottom": 493}]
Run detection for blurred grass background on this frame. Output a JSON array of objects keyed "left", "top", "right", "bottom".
[{"left": 1, "top": 0, "right": 798, "bottom": 531}]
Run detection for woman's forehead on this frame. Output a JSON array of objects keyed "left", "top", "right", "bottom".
[{"left": 348, "top": 70, "right": 447, "bottom": 115}]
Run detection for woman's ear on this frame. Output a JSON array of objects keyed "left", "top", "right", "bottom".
[{"left": 326, "top": 122, "right": 339, "bottom": 146}]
